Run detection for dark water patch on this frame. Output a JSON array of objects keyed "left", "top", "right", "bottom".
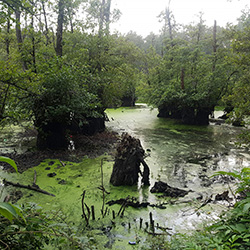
[{"left": 47, "top": 172, "right": 56, "bottom": 177}]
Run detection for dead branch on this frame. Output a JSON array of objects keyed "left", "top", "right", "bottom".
[
  {"left": 3, "top": 179, "right": 55, "bottom": 197},
  {"left": 81, "top": 190, "right": 89, "bottom": 226},
  {"left": 33, "top": 170, "right": 37, "bottom": 184},
  {"left": 59, "top": 160, "right": 65, "bottom": 167}
]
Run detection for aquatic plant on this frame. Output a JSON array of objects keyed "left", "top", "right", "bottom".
[{"left": 0, "top": 156, "right": 23, "bottom": 223}]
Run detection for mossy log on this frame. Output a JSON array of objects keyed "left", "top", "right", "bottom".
[{"left": 110, "top": 133, "right": 150, "bottom": 186}]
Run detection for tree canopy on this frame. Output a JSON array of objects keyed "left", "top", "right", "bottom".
[{"left": 0, "top": 0, "right": 250, "bottom": 147}]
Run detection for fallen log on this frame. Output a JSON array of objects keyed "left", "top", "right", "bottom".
[
  {"left": 215, "top": 190, "right": 232, "bottom": 202},
  {"left": 107, "top": 198, "right": 150, "bottom": 208},
  {"left": 3, "top": 179, "right": 55, "bottom": 197},
  {"left": 150, "top": 181, "right": 192, "bottom": 198}
]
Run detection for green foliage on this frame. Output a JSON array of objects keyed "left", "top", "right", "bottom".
[
  {"left": 0, "top": 203, "right": 91, "bottom": 250},
  {"left": 0, "top": 156, "right": 18, "bottom": 173},
  {"left": 0, "top": 0, "right": 145, "bottom": 134},
  {"left": 185, "top": 168, "right": 250, "bottom": 249},
  {"left": 0, "top": 202, "right": 25, "bottom": 222},
  {"left": 32, "top": 59, "right": 102, "bottom": 128},
  {"left": 169, "top": 168, "right": 250, "bottom": 250},
  {"left": 221, "top": 11, "right": 250, "bottom": 139},
  {"left": 141, "top": 24, "right": 233, "bottom": 124},
  {"left": 80, "top": 34, "right": 144, "bottom": 107},
  {"left": 214, "top": 167, "right": 250, "bottom": 200},
  {"left": 0, "top": 58, "right": 40, "bottom": 126},
  {"left": 0, "top": 156, "right": 27, "bottom": 225},
  {"left": 143, "top": 167, "right": 250, "bottom": 250},
  {"left": 142, "top": 167, "right": 250, "bottom": 250}
]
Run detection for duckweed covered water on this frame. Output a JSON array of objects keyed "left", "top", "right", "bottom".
[
  {"left": 1, "top": 104, "right": 250, "bottom": 249},
  {"left": 105, "top": 105, "right": 250, "bottom": 228}
]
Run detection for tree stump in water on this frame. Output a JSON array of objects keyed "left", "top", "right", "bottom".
[{"left": 110, "top": 133, "right": 150, "bottom": 186}]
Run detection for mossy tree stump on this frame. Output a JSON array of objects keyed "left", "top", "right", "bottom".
[{"left": 110, "top": 133, "right": 150, "bottom": 186}]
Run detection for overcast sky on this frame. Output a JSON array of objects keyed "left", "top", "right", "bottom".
[{"left": 111, "top": 0, "right": 250, "bottom": 37}]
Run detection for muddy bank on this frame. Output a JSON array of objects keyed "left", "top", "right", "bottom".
[{"left": 1, "top": 130, "right": 119, "bottom": 173}]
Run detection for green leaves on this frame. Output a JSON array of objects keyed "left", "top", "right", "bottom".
[
  {"left": 0, "top": 202, "right": 25, "bottom": 222},
  {"left": 204, "top": 167, "right": 250, "bottom": 249},
  {"left": 212, "top": 170, "right": 241, "bottom": 180},
  {"left": 0, "top": 202, "right": 17, "bottom": 221},
  {"left": 33, "top": 62, "right": 102, "bottom": 126},
  {"left": 0, "top": 203, "right": 88, "bottom": 249},
  {"left": 0, "top": 156, "right": 18, "bottom": 173},
  {"left": 145, "top": 31, "right": 229, "bottom": 125},
  {"left": 0, "top": 156, "right": 24, "bottom": 223}
]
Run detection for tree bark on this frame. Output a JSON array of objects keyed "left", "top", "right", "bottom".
[
  {"left": 98, "top": 0, "right": 105, "bottom": 37},
  {"left": 213, "top": 20, "right": 217, "bottom": 54},
  {"left": 6, "top": 10, "right": 11, "bottom": 57},
  {"left": 69, "top": 13, "right": 74, "bottom": 33},
  {"left": 166, "top": 7, "right": 173, "bottom": 43},
  {"left": 15, "top": 11, "right": 23, "bottom": 47},
  {"left": 0, "top": 84, "right": 10, "bottom": 121},
  {"left": 41, "top": 0, "right": 50, "bottom": 45},
  {"left": 110, "top": 133, "right": 150, "bottom": 186},
  {"left": 181, "top": 68, "right": 185, "bottom": 90},
  {"left": 212, "top": 20, "right": 217, "bottom": 72},
  {"left": 55, "top": 0, "right": 64, "bottom": 57},
  {"left": 30, "top": 15, "right": 37, "bottom": 73},
  {"left": 15, "top": 10, "right": 28, "bottom": 71}
]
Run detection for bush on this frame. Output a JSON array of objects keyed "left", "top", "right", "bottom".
[
  {"left": 0, "top": 203, "right": 91, "bottom": 250},
  {"left": 32, "top": 61, "right": 103, "bottom": 149}
]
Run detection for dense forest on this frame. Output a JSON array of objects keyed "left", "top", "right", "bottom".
[
  {"left": 0, "top": 0, "right": 250, "bottom": 147},
  {"left": 1, "top": 0, "right": 250, "bottom": 249}
]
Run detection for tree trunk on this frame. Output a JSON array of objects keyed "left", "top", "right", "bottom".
[
  {"left": 41, "top": 0, "right": 50, "bottom": 45},
  {"left": 36, "top": 121, "right": 68, "bottom": 150},
  {"left": 181, "top": 68, "right": 185, "bottom": 90},
  {"left": 212, "top": 20, "right": 217, "bottom": 72},
  {"left": 30, "top": 15, "right": 37, "bottom": 73},
  {"left": 69, "top": 13, "right": 74, "bottom": 33},
  {"left": 104, "top": 0, "right": 111, "bottom": 36},
  {"left": 15, "top": 10, "right": 28, "bottom": 70},
  {"left": 15, "top": 11, "right": 23, "bottom": 46},
  {"left": 99, "top": 0, "right": 111, "bottom": 37},
  {"left": 166, "top": 7, "right": 173, "bottom": 43},
  {"left": 55, "top": 0, "right": 64, "bottom": 57},
  {"left": 0, "top": 84, "right": 10, "bottom": 121},
  {"left": 213, "top": 20, "right": 217, "bottom": 54},
  {"left": 6, "top": 11, "right": 11, "bottom": 57}
]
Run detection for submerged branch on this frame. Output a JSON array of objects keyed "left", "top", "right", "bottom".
[
  {"left": 3, "top": 179, "right": 55, "bottom": 197},
  {"left": 81, "top": 190, "right": 89, "bottom": 226}
]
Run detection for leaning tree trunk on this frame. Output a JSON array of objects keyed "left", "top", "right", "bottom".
[{"left": 110, "top": 133, "right": 150, "bottom": 186}]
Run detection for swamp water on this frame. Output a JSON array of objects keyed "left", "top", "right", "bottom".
[{"left": 1, "top": 104, "right": 250, "bottom": 249}]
